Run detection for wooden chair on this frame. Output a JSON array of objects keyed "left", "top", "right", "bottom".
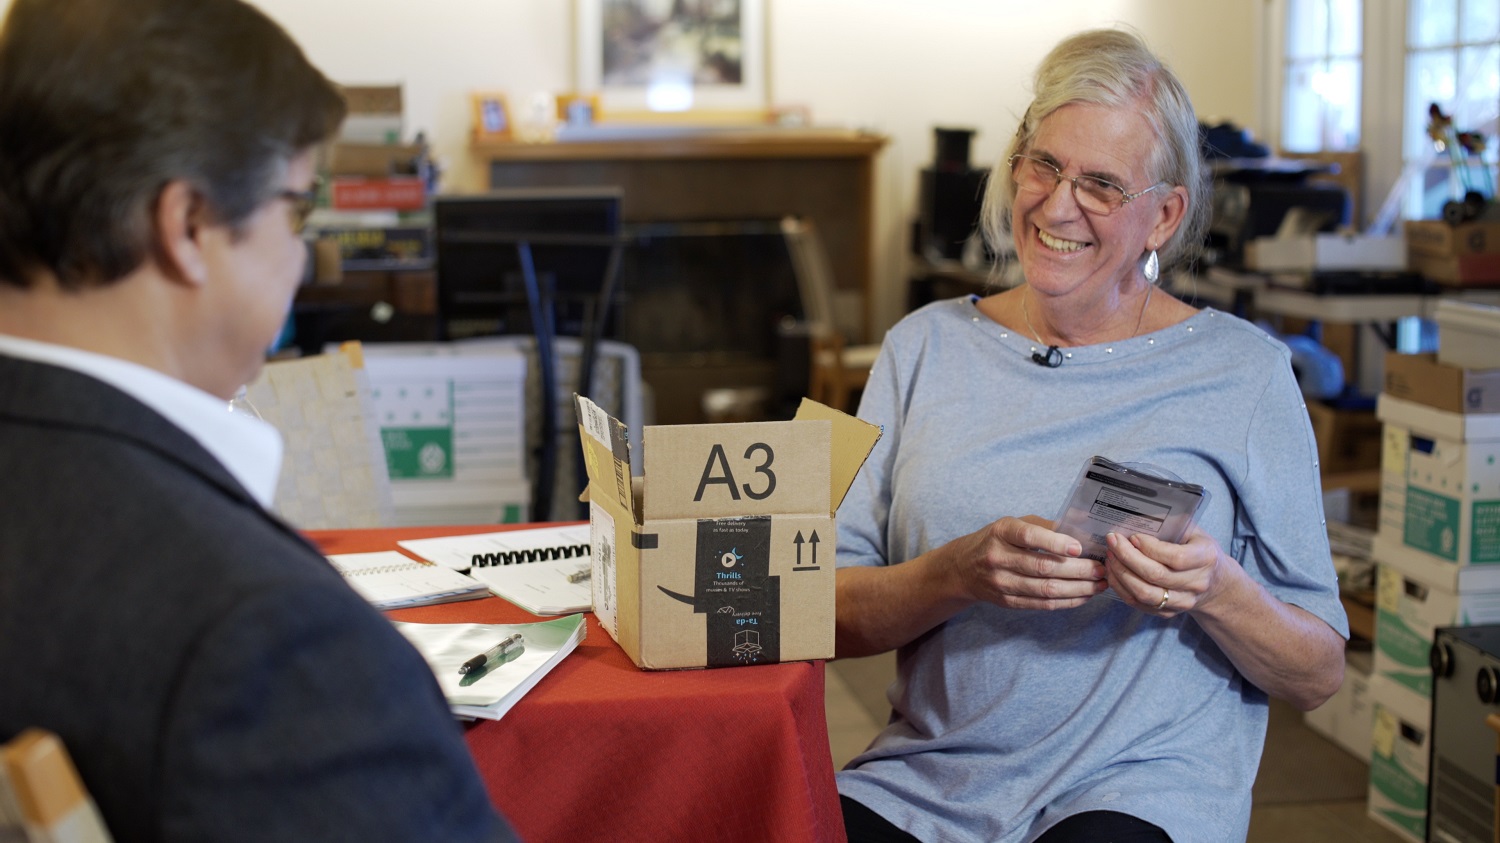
[
  {"left": 781, "top": 217, "right": 880, "bottom": 413},
  {"left": 0, "top": 729, "right": 113, "bottom": 842}
]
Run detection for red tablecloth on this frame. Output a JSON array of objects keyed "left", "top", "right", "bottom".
[{"left": 309, "top": 524, "right": 848, "bottom": 843}]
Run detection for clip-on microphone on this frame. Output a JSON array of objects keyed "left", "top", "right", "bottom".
[{"left": 1032, "top": 346, "right": 1063, "bottom": 368}]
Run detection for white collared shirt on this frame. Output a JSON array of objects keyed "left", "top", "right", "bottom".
[{"left": 0, "top": 334, "right": 283, "bottom": 508}]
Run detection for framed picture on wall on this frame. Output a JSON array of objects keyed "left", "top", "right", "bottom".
[
  {"left": 574, "top": 0, "right": 767, "bottom": 118},
  {"left": 470, "top": 92, "right": 513, "bottom": 141}
]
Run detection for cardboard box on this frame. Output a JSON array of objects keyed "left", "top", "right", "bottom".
[
  {"left": 1377, "top": 394, "right": 1500, "bottom": 568},
  {"left": 337, "top": 84, "right": 404, "bottom": 144},
  {"left": 326, "top": 142, "right": 426, "bottom": 178},
  {"left": 1407, "top": 251, "right": 1500, "bottom": 286},
  {"left": 576, "top": 395, "right": 880, "bottom": 670},
  {"left": 1404, "top": 219, "right": 1500, "bottom": 257},
  {"left": 1304, "top": 649, "right": 1373, "bottom": 762},
  {"left": 1367, "top": 675, "right": 1431, "bottom": 843},
  {"left": 1379, "top": 423, "right": 1409, "bottom": 540},
  {"left": 1384, "top": 352, "right": 1500, "bottom": 414},
  {"left": 1373, "top": 563, "right": 1500, "bottom": 696},
  {"left": 1245, "top": 232, "right": 1406, "bottom": 272},
  {"left": 1436, "top": 299, "right": 1500, "bottom": 371},
  {"left": 1306, "top": 401, "right": 1382, "bottom": 474},
  {"left": 339, "top": 84, "right": 403, "bottom": 115},
  {"left": 1373, "top": 531, "right": 1500, "bottom": 593}
]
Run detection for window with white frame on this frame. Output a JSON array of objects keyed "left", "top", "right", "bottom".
[
  {"left": 1402, "top": 0, "right": 1500, "bottom": 219},
  {"left": 1282, "top": 0, "right": 1363, "bottom": 152}
]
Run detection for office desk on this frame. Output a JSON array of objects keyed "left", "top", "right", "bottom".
[{"left": 308, "top": 524, "right": 847, "bottom": 843}]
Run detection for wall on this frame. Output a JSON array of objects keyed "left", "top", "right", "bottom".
[{"left": 0, "top": 0, "right": 1263, "bottom": 337}]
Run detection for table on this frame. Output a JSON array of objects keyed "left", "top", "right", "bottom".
[{"left": 308, "top": 524, "right": 847, "bottom": 843}]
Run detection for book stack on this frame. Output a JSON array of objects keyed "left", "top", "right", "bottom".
[
  {"left": 308, "top": 84, "right": 433, "bottom": 273},
  {"left": 1366, "top": 328, "right": 1500, "bottom": 842}
]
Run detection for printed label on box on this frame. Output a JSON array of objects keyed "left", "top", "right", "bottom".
[
  {"left": 1375, "top": 570, "right": 1433, "bottom": 696},
  {"left": 1405, "top": 487, "right": 1461, "bottom": 560},
  {"left": 1369, "top": 704, "right": 1428, "bottom": 840},
  {"left": 591, "top": 505, "right": 616, "bottom": 637},
  {"left": 1477, "top": 500, "right": 1500, "bottom": 561},
  {"left": 656, "top": 517, "right": 781, "bottom": 667},
  {"left": 382, "top": 427, "right": 454, "bottom": 479}
]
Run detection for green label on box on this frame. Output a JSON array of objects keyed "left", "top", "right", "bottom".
[
  {"left": 1370, "top": 752, "right": 1426, "bottom": 813},
  {"left": 1475, "top": 500, "right": 1500, "bottom": 563},
  {"left": 1375, "top": 608, "right": 1434, "bottom": 696},
  {"left": 1405, "top": 487, "right": 1460, "bottom": 560},
  {"left": 382, "top": 428, "right": 454, "bottom": 479}
]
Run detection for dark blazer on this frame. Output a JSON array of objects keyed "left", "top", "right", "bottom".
[{"left": 0, "top": 354, "right": 517, "bottom": 842}]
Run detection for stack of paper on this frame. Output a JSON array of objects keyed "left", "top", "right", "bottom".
[
  {"left": 326, "top": 551, "right": 489, "bottom": 610},
  {"left": 393, "top": 614, "right": 586, "bottom": 721}
]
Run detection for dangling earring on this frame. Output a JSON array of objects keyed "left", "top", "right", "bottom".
[{"left": 1142, "top": 249, "right": 1160, "bottom": 285}]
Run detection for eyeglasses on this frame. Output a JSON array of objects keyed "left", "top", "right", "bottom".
[
  {"left": 276, "top": 183, "right": 319, "bottom": 234},
  {"left": 1008, "top": 154, "right": 1164, "bottom": 216}
]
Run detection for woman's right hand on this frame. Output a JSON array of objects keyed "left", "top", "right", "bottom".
[{"left": 938, "top": 515, "right": 1108, "bottom": 611}]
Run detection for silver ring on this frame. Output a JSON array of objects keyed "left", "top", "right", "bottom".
[{"left": 1155, "top": 589, "right": 1170, "bottom": 611}]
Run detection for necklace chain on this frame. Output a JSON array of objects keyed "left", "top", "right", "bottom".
[{"left": 1021, "top": 284, "right": 1155, "bottom": 349}]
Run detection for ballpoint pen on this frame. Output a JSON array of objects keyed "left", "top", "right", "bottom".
[{"left": 457, "top": 633, "right": 525, "bottom": 675}]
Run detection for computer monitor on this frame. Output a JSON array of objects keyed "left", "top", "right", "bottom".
[
  {"left": 433, "top": 187, "right": 624, "bottom": 521},
  {"left": 433, "top": 187, "right": 624, "bottom": 341}
]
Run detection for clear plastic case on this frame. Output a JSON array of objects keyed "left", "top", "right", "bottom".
[{"left": 1054, "top": 456, "right": 1209, "bottom": 562}]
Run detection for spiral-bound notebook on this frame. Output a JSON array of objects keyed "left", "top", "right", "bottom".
[
  {"left": 398, "top": 525, "right": 592, "bottom": 615},
  {"left": 325, "top": 551, "right": 489, "bottom": 610}
]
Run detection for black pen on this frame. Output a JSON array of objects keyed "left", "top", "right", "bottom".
[{"left": 457, "top": 633, "right": 525, "bottom": 675}]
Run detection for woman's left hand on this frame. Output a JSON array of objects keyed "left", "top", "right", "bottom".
[{"left": 1102, "top": 526, "right": 1226, "bottom": 618}]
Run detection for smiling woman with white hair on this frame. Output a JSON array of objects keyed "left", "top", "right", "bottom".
[{"left": 832, "top": 28, "right": 1347, "bottom": 843}]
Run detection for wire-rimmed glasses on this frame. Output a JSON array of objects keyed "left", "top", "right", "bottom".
[{"left": 1008, "top": 154, "right": 1164, "bottom": 215}]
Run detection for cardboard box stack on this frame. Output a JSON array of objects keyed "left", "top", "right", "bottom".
[
  {"left": 1368, "top": 345, "right": 1500, "bottom": 841},
  {"left": 575, "top": 395, "right": 880, "bottom": 670},
  {"left": 1405, "top": 219, "right": 1500, "bottom": 286}
]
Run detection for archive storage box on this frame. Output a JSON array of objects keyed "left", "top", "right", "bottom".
[
  {"left": 1383, "top": 352, "right": 1500, "bottom": 415},
  {"left": 1435, "top": 299, "right": 1500, "bottom": 371},
  {"left": 1372, "top": 562, "right": 1500, "bottom": 696},
  {"left": 1406, "top": 220, "right": 1500, "bottom": 286},
  {"left": 1376, "top": 394, "right": 1500, "bottom": 588},
  {"left": 1367, "top": 675, "right": 1432, "bottom": 843},
  {"left": 1304, "top": 649, "right": 1373, "bottom": 762},
  {"left": 575, "top": 395, "right": 880, "bottom": 670}
]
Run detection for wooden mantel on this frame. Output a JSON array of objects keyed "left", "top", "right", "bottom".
[{"left": 471, "top": 126, "right": 887, "bottom": 162}]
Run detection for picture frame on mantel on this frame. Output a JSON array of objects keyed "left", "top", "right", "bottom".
[
  {"left": 574, "top": 0, "right": 767, "bottom": 120},
  {"left": 470, "top": 92, "right": 513, "bottom": 141}
]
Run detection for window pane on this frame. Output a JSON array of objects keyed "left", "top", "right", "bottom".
[
  {"left": 1412, "top": 0, "right": 1459, "bottom": 48},
  {"left": 1287, "top": 0, "right": 1329, "bottom": 59},
  {"left": 1324, "top": 58, "right": 1363, "bottom": 150},
  {"left": 1407, "top": 49, "right": 1458, "bottom": 158},
  {"left": 1456, "top": 43, "right": 1500, "bottom": 131},
  {"left": 1461, "top": 0, "right": 1500, "bottom": 42},
  {"left": 1283, "top": 60, "right": 1325, "bottom": 152},
  {"left": 1329, "top": 0, "right": 1363, "bottom": 56}
]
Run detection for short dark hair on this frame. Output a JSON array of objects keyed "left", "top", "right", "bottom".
[{"left": 0, "top": 0, "right": 346, "bottom": 290}]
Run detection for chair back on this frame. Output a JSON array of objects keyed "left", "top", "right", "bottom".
[{"left": 0, "top": 729, "right": 113, "bottom": 843}]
